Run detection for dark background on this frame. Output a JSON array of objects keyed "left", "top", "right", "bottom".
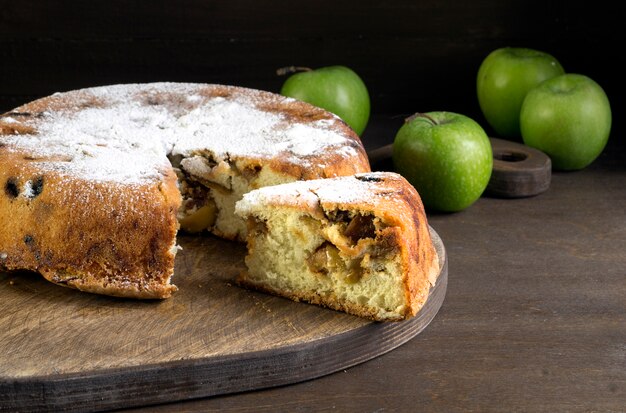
[{"left": 0, "top": 0, "right": 623, "bottom": 143}]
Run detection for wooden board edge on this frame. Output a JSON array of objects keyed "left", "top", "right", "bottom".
[{"left": 0, "top": 228, "right": 447, "bottom": 413}]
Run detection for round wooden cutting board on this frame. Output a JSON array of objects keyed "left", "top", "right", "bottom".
[{"left": 0, "top": 228, "right": 447, "bottom": 412}]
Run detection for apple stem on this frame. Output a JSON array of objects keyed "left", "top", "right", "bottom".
[
  {"left": 276, "top": 66, "right": 314, "bottom": 76},
  {"left": 405, "top": 112, "right": 438, "bottom": 125}
]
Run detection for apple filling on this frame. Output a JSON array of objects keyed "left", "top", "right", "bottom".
[
  {"left": 307, "top": 242, "right": 363, "bottom": 284},
  {"left": 169, "top": 151, "right": 288, "bottom": 240},
  {"left": 238, "top": 204, "right": 407, "bottom": 320},
  {"left": 305, "top": 211, "right": 396, "bottom": 285}
]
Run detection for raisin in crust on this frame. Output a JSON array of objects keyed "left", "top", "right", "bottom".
[{"left": 0, "top": 157, "right": 181, "bottom": 298}]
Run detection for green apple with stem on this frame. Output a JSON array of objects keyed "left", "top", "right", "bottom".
[
  {"left": 278, "top": 65, "right": 370, "bottom": 136},
  {"left": 393, "top": 112, "right": 493, "bottom": 212},
  {"left": 477, "top": 47, "right": 564, "bottom": 138},
  {"left": 520, "top": 73, "right": 612, "bottom": 170}
]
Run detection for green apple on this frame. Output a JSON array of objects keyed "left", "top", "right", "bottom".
[
  {"left": 520, "top": 74, "right": 612, "bottom": 170},
  {"left": 477, "top": 47, "right": 564, "bottom": 138},
  {"left": 393, "top": 112, "right": 493, "bottom": 212},
  {"left": 279, "top": 65, "right": 370, "bottom": 135}
]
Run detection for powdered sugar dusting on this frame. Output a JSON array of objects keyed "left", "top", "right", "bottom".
[
  {"left": 0, "top": 83, "right": 359, "bottom": 184},
  {"left": 4, "top": 106, "right": 173, "bottom": 184},
  {"left": 237, "top": 172, "right": 402, "bottom": 215},
  {"left": 313, "top": 172, "right": 397, "bottom": 204},
  {"left": 171, "top": 98, "right": 356, "bottom": 160}
]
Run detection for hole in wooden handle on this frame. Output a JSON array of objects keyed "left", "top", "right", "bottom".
[
  {"left": 493, "top": 150, "right": 528, "bottom": 163},
  {"left": 487, "top": 138, "right": 551, "bottom": 198}
]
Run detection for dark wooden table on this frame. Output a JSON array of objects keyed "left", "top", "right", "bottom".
[{"left": 112, "top": 115, "right": 623, "bottom": 413}]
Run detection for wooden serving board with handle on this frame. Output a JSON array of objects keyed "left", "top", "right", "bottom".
[
  {"left": 368, "top": 138, "right": 552, "bottom": 198},
  {"left": 0, "top": 228, "right": 447, "bottom": 412}
]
